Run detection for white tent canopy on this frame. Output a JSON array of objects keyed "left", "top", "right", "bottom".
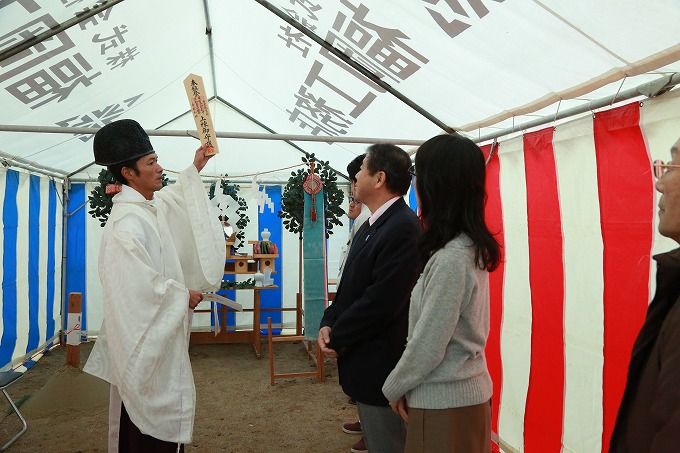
[
  {"left": 2, "top": 0, "right": 679, "bottom": 181},
  {"left": 2, "top": 2, "right": 680, "bottom": 453}
]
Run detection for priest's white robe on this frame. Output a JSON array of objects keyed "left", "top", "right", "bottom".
[{"left": 84, "top": 165, "right": 225, "bottom": 448}]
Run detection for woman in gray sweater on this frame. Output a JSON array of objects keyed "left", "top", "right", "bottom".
[{"left": 382, "top": 133, "right": 501, "bottom": 453}]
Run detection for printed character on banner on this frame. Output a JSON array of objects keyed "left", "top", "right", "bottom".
[
  {"left": 56, "top": 93, "right": 144, "bottom": 142},
  {"left": 92, "top": 25, "right": 129, "bottom": 54},
  {"left": 328, "top": 1, "right": 429, "bottom": 83},
  {"left": 424, "top": 0, "right": 506, "bottom": 39}
]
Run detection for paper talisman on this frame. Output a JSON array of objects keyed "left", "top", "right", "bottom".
[{"left": 183, "top": 73, "right": 219, "bottom": 155}]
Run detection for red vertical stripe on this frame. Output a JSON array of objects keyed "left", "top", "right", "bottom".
[
  {"left": 482, "top": 143, "right": 504, "bottom": 440},
  {"left": 523, "top": 128, "right": 565, "bottom": 453},
  {"left": 595, "top": 103, "right": 653, "bottom": 453}
]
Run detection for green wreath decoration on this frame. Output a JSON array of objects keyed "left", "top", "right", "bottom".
[{"left": 278, "top": 154, "right": 345, "bottom": 239}]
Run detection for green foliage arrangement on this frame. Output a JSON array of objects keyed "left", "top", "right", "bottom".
[
  {"left": 221, "top": 278, "right": 255, "bottom": 290},
  {"left": 88, "top": 169, "right": 169, "bottom": 227},
  {"left": 278, "top": 154, "right": 345, "bottom": 239}
]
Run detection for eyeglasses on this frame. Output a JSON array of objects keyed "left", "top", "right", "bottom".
[
  {"left": 408, "top": 164, "right": 416, "bottom": 177},
  {"left": 653, "top": 160, "right": 680, "bottom": 179},
  {"left": 349, "top": 196, "right": 360, "bottom": 204}
]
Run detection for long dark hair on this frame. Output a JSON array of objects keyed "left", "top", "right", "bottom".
[{"left": 415, "top": 134, "right": 501, "bottom": 271}]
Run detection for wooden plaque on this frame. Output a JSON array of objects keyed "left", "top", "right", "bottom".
[{"left": 183, "top": 73, "right": 219, "bottom": 155}]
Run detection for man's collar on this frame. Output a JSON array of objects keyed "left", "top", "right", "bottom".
[
  {"left": 114, "top": 184, "right": 155, "bottom": 203},
  {"left": 368, "top": 196, "right": 400, "bottom": 225}
]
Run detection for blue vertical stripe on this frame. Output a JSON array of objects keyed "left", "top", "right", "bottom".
[
  {"left": 26, "top": 175, "right": 40, "bottom": 353},
  {"left": 65, "top": 184, "right": 86, "bottom": 332},
  {"left": 216, "top": 280, "right": 236, "bottom": 331},
  {"left": 0, "top": 171, "right": 19, "bottom": 366},
  {"left": 258, "top": 186, "right": 282, "bottom": 334},
  {"left": 46, "top": 180, "right": 57, "bottom": 341},
  {"left": 408, "top": 179, "right": 418, "bottom": 214}
]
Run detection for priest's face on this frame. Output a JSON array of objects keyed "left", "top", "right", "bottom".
[{"left": 124, "top": 153, "right": 163, "bottom": 200}]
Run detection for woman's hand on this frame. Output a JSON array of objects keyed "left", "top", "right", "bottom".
[{"left": 389, "top": 396, "right": 409, "bottom": 422}]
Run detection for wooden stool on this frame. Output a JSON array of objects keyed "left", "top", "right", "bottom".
[{"left": 267, "top": 318, "right": 325, "bottom": 385}]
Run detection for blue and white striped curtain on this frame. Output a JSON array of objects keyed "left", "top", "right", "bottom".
[{"left": 0, "top": 169, "right": 63, "bottom": 369}]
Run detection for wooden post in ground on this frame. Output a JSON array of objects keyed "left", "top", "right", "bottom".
[{"left": 66, "top": 292, "right": 82, "bottom": 368}]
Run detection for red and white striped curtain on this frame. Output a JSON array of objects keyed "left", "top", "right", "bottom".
[{"left": 483, "top": 90, "right": 680, "bottom": 453}]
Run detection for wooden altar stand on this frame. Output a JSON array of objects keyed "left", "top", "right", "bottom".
[
  {"left": 190, "top": 239, "right": 282, "bottom": 358},
  {"left": 190, "top": 285, "right": 278, "bottom": 358}
]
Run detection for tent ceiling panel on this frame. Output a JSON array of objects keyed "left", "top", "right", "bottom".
[
  {"left": 1, "top": 0, "right": 216, "bottom": 176},
  {"left": 262, "top": 0, "right": 680, "bottom": 131},
  {"left": 211, "top": 0, "right": 440, "bottom": 167},
  {"left": 1, "top": 0, "right": 679, "bottom": 180},
  {"left": 538, "top": 1, "right": 680, "bottom": 60}
]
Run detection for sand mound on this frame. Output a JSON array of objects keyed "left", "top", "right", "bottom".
[{"left": 21, "top": 365, "right": 109, "bottom": 416}]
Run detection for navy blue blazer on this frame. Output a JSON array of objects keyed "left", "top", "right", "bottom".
[{"left": 321, "top": 197, "right": 422, "bottom": 406}]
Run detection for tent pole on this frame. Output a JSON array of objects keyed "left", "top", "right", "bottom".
[
  {"left": 200, "top": 0, "right": 223, "bottom": 136},
  {"left": 0, "top": 124, "right": 425, "bottom": 146},
  {"left": 67, "top": 162, "right": 97, "bottom": 179},
  {"left": 475, "top": 73, "right": 680, "bottom": 143},
  {"left": 201, "top": 0, "right": 219, "bottom": 102},
  {"left": 0, "top": 150, "right": 66, "bottom": 179},
  {"left": 0, "top": 0, "right": 125, "bottom": 64},
  {"left": 4, "top": 72, "right": 676, "bottom": 178},
  {"left": 59, "top": 178, "right": 71, "bottom": 344},
  {"left": 253, "top": 0, "right": 455, "bottom": 134}
]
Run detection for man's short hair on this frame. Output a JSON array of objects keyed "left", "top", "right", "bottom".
[
  {"left": 347, "top": 153, "right": 365, "bottom": 182},
  {"left": 365, "top": 144, "right": 412, "bottom": 195},
  {"left": 109, "top": 158, "right": 139, "bottom": 185}
]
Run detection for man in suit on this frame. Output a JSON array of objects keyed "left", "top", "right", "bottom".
[
  {"left": 319, "top": 144, "right": 422, "bottom": 453},
  {"left": 609, "top": 137, "right": 680, "bottom": 452}
]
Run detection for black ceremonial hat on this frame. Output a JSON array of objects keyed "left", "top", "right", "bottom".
[{"left": 93, "top": 119, "right": 155, "bottom": 166}]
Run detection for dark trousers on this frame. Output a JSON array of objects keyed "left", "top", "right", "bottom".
[{"left": 119, "top": 402, "right": 184, "bottom": 453}]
